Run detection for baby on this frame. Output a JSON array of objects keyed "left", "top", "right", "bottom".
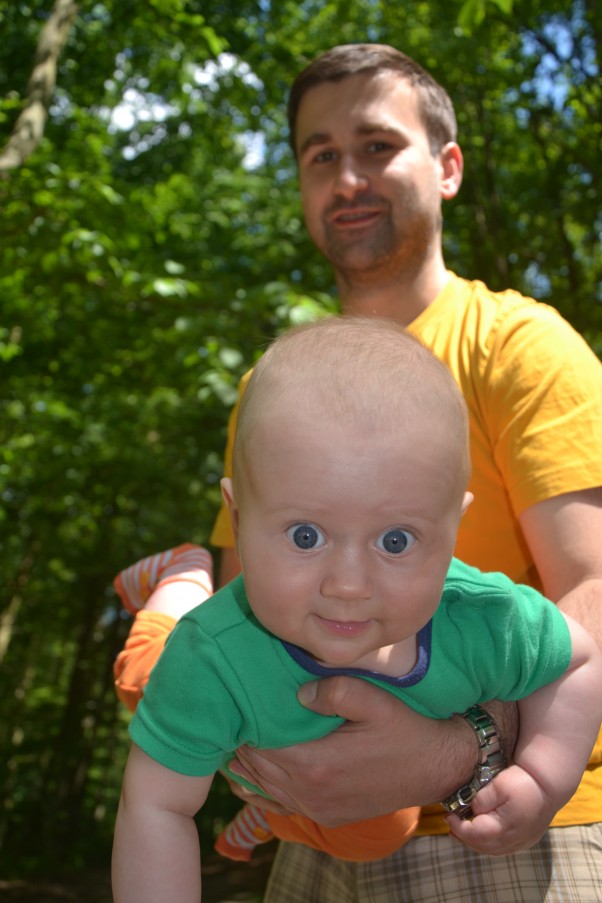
[{"left": 112, "top": 317, "right": 602, "bottom": 902}]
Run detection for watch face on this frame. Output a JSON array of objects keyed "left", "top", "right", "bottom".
[
  {"left": 458, "top": 786, "right": 477, "bottom": 805},
  {"left": 442, "top": 707, "right": 507, "bottom": 816}
]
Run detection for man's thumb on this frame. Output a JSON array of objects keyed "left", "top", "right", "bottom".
[
  {"left": 297, "top": 680, "right": 319, "bottom": 707},
  {"left": 297, "top": 675, "right": 376, "bottom": 720}
]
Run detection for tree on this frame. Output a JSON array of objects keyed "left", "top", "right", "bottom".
[{"left": 0, "top": 0, "right": 78, "bottom": 172}]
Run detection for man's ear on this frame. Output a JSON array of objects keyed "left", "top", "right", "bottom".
[
  {"left": 221, "top": 478, "right": 239, "bottom": 540},
  {"left": 461, "top": 491, "right": 474, "bottom": 517},
  {"left": 439, "top": 142, "right": 463, "bottom": 201}
]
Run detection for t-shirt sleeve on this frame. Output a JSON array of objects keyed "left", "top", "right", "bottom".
[
  {"left": 483, "top": 305, "right": 602, "bottom": 515},
  {"left": 209, "top": 370, "right": 253, "bottom": 549},
  {"left": 129, "top": 617, "right": 253, "bottom": 776},
  {"left": 446, "top": 580, "right": 573, "bottom": 702}
]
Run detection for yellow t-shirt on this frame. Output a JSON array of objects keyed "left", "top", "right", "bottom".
[{"left": 210, "top": 271, "right": 602, "bottom": 831}]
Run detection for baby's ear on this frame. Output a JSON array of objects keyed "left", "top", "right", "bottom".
[
  {"left": 220, "top": 478, "right": 239, "bottom": 538},
  {"left": 460, "top": 491, "right": 474, "bottom": 517}
]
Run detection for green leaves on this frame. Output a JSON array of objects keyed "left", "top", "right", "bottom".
[{"left": 458, "top": 0, "right": 515, "bottom": 32}]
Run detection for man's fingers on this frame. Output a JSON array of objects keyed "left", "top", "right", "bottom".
[
  {"left": 231, "top": 746, "right": 302, "bottom": 810},
  {"left": 222, "top": 774, "right": 293, "bottom": 816},
  {"left": 297, "top": 675, "right": 399, "bottom": 724}
]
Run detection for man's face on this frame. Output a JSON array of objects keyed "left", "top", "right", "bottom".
[{"left": 295, "top": 73, "right": 448, "bottom": 282}]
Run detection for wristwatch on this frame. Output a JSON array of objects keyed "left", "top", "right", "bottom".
[{"left": 441, "top": 704, "right": 507, "bottom": 820}]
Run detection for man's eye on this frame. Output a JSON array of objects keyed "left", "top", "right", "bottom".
[
  {"left": 314, "top": 150, "right": 336, "bottom": 163},
  {"left": 287, "top": 523, "right": 325, "bottom": 550},
  {"left": 376, "top": 528, "right": 415, "bottom": 555},
  {"left": 367, "top": 141, "right": 392, "bottom": 153}
]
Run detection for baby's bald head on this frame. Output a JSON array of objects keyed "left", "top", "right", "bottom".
[{"left": 233, "top": 317, "right": 470, "bottom": 505}]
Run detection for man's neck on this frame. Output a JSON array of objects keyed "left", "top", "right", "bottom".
[{"left": 337, "top": 259, "right": 450, "bottom": 327}]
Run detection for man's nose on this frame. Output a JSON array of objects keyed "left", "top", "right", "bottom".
[{"left": 333, "top": 155, "right": 369, "bottom": 199}]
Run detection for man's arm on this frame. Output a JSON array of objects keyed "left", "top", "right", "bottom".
[
  {"left": 519, "top": 487, "right": 602, "bottom": 645},
  {"left": 229, "top": 682, "right": 517, "bottom": 826},
  {"left": 447, "top": 613, "right": 602, "bottom": 854}
]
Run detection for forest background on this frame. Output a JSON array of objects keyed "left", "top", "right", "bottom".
[{"left": 1, "top": 0, "right": 600, "bottom": 887}]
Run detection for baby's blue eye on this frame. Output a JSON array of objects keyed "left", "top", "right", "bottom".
[
  {"left": 287, "top": 523, "right": 325, "bottom": 550},
  {"left": 377, "top": 528, "right": 414, "bottom": 555}
]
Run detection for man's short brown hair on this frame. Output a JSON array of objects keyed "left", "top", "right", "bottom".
[{"left": 288, "top": 43, "right": 457, "bottom": 157}]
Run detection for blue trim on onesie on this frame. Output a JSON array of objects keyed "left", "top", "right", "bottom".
[{"left": 282, "top": 620, "right": 432, "bottom": 687}]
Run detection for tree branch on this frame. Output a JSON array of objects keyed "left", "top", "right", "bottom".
[{"left": 0, "top": 0, "right": 78, "bottom": 175}]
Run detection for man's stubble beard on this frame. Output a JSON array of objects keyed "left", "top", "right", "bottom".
[{"left": 319, "top": 201, "right": 439, "bottom": 287}]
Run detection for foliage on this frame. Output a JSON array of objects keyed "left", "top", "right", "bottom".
[
  {"left": 458, "top": 0, "right": 515, "bottom": 32},
  {"left": 0, "top": 0, "right": 599, "bottom": 874}
]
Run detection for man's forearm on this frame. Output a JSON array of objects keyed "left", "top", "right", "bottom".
[
  {"left": 233, "top": 678, "right": 521, "bottom": 825},
  {"left": 425, "top": 700, "right": 518, "bottom": 806},
  {"left": 479, "top": 699, "right": 519, "bottom": 765}
]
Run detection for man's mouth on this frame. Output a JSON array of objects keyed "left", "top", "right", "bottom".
[
  {"left": 331, "top": 207, "right": 382, "bottom": 228},
  {"left": 337, "top": 211, "right": 373, "bottom": 221}
]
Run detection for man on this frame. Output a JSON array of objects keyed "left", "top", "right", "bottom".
[{"left": 116, "top": 44, "right": 602, "bottom": 900}]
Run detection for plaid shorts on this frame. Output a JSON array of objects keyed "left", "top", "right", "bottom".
[{"left": 263, "top": 824, "right": 602, "bottom": 902}]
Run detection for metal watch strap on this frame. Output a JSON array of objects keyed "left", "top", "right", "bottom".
[{"left": 441, "top": 704, "right": 507, "bottom": 820}]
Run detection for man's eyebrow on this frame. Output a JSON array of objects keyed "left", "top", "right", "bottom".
[
  {"left": 356, "top": 123, "right": 402, "bottom": 138},
  {"left": 298, "top": 124, "right": 402, "bottom": 157},
  {"left": 298, "top": 132, "right": 331, "bottom": 157}
]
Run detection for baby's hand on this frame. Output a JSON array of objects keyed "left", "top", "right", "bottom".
[{"left": 445, "top": 765, "right": 556, "bottom": 856}]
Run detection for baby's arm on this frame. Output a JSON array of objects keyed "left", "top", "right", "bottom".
[
  {"left": 112, "top": 744, "right": 213, "bottom": 903},
  {"left": 447, "top": 613, "right": 602, "bottom": 854}
]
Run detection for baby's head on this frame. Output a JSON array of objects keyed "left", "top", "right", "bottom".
[
  {"left": 223, "top": 317, "right": 472, "bottom": 670},
  {"left": 233, "top": 316, "right": 470, "bottom": 503}
]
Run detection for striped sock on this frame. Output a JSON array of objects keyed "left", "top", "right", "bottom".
[{"left": 215, "top": 805, "right": 273, "bottom": 862}]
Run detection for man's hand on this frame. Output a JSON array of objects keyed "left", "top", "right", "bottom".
[{"left": 230, "top": 676, "right": 517, "bottom": 826}]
